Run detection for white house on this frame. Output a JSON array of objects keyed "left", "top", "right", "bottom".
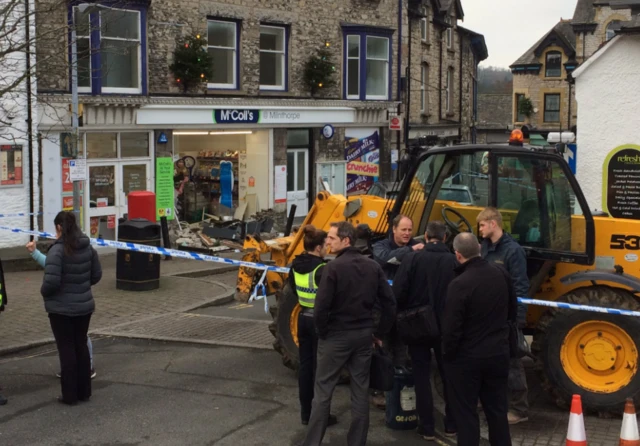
[
  {"left": 0, "top": 0, "right": 39, "bottom": 248},
  {"left": 573, "top": 19, "right": 640, "bottom": 215}
]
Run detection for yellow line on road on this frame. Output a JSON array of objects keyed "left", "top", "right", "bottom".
[{"left": 229, "top": 304, "right": 254, "bottom": 310}]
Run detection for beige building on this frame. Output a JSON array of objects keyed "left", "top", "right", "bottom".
[{"left": 510, "top": 0, "right": 632, "bottom": 134}]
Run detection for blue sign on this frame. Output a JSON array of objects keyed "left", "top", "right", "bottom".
[
  {"left": 213, "top": 109, "right": 261, "bottom": 124},
  {"left": 566, "top": 143, "right": 577, "bottom": 174},
  {"left": 157, "top": 132, "right": 168, "bottom": 144},
  {"left": 322, "top": 124, "right": 334, "bottom": 139}
]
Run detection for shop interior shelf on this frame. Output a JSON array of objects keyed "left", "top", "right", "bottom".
[{"left": 196, "top": 157, "right": 239, "bottom": 161}]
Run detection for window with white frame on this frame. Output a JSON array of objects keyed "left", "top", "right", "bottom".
[
  {"left": 346, "top": 35, "right": 360, "bottom": 98},
  {"left": 446, "top": 16, "right": 453, "bottom": 49},
  {"left": 446, "top": 68, "right": 453, "bottom": 113},
  {"left": 73, "top": 6, "right": 143, "bottom": 94},
  {"left": 420, "top": 18, "right": 428, "bottom": 42},
  {"left": 420, "top": 64, "right": 428, "bottom": 114},
  {"left": 344, "top": 30, "right": 391, "bottom": 101},
  {"left": 207, "top": 20, "right": 238, "bottom": 89},
  {"left": 260, "top": 25, "right": 286, "bottom": 90}
]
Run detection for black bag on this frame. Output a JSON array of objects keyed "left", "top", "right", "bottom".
[
  {"left": 396, "top": 305, "right": 440, "bottom": 344},
  {"left": 369, "top": 345, "right": 394, "bottom": 391},
  {"left": 508, "top": 321, "right": 530, "bottom": 359}
]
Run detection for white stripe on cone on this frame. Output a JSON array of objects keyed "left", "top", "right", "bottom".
[
  {"left": 620, "top": 412, "right": 640, "bottom": 441},
  {"left": 567, "top": 412, "right": 587, "bottom": 442}
]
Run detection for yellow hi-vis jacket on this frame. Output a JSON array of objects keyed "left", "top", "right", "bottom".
[{"left": 293, "top": 264, "right": 324, "bottom": 308}]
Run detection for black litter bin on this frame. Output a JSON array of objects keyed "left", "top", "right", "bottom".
[{"left": 116, "top": 218, "right": 161, "bottom": 291}]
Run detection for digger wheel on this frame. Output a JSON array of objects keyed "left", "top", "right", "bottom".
[
  {"left": 532, "top": 286, "right": 640, "bottom": 414},
  {"left": 270, "top": 283, "right": 300, "bottom": 371}
]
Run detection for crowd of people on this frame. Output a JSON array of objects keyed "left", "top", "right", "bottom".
[{"left": 292, "top": 208, "right": 528, "bottom": 446}]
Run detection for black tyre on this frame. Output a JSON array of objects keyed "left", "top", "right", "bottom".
[
  {"left": 532, "top": 286, "right": 640, "bottom": 414},
  {"left": 270, "top": 283, "right": 300, "bottom": 371}
]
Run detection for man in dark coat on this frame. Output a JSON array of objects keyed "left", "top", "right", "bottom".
[
  {"left": 478, "top": 207, "right": 530, "bottom": 425},
  {"left": 442, "top": 232, "right": 516, "bottom": 446},
  {"left": 302, "top": 222, "right": 396, "bottom": 446},
  {"left": 392, "top": 221, "right": 458, "bottom": 440}
]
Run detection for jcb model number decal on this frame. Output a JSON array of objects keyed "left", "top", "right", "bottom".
[{"left": 610, "top": 234, "right": 640, "bottom": 250}]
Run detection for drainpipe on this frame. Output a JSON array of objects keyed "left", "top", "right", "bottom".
[
  {"left": 567, "top": 78, "right": 573, "bottom": 131},
  {"left": 404, "top": 17, "right": 412, "bottom": 147},
  {"left": 25, "top": 0, "right": 35, "bottom": 236},
  {"left": 472, "top": 53, "right": 478, "bottom": 144},
  {"left": 439, "top": 26, "right": 443, "bottom": 120},
  {"left": 458, "top": 28, "right": 463, "bottom": 140},
  {"left": 396, "top": 0, "right": 402, "bottom": 179}
]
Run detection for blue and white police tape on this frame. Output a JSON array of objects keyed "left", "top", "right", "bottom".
[
  {"left": 0, "top": 212, "right": 43, "bottom": 218},
  {"left": 518, "top": 298, "right": 640, "bottom": 318},
  {"left": 0, "top": 225, "right": 291, "bottom": 274}
]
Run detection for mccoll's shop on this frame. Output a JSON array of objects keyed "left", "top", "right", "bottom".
[{"left": 41, "top": 102, "right": 392, "bottom": 238}]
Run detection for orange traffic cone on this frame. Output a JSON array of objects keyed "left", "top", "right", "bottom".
[
  {"left": 566, "top": 394, "right": 587, "bottom": 446},
  {"left": 620, "top": 398, "right": 640, "bottom": 445}
]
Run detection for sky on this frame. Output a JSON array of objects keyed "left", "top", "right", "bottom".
[{"left": 460, "top": 0, "right": 579, "bottom": 68}]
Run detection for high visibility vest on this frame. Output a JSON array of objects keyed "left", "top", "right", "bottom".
[{"left": 293, "top": 264, "right": 324, "bottom": 308}]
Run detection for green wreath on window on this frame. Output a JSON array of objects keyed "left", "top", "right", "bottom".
[
  {"left": 170, "top": 34, "right": 214, "bottom": 93},
  {"left": 518, "top": 96, "right": 534, "bottom": 119},
  {"left": 302, "top": 43, "right": 337, "bottom": 96}
]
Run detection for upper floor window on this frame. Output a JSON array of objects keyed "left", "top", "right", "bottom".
[
  {"left": 260, "top": 25, "right": 287, "bottom": 91},
  {"left": 545, "top": 51, "right": 562, "bottom": 77},
  {"left": 544, "top": 93, "right": 561, "bottom": 122},
  {"left": 446, "top": 68, "right": 453, "bottom": 113},
  {"left": 420, "top": 18, "right": 428, "bottom": 42},
  {"left": 207, "top": 20, "right": 238, "bottom": 89},
  {"left": 606, "top": 20, "right": 621, "bottom": 41},
  {"left": 446, "top": 16, "right": 453, "bottom": 49},
  {"left": 73, "top": 6, "right": 143, "bottom": 95},
  {"left": 420, "top": 64, "right": 428, "bottom": 114},
  {"left": 515, "top": 93, "right": 526, "bottom": 123},
  {"left": 344, "top": 27, "right": 392, "bottom": 101}
]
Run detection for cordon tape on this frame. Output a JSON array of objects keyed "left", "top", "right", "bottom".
[{"left": 0, "top": 222, "right": 638, "bottom": 317}]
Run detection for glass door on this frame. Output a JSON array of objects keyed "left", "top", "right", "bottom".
[
  {"left": 286, "top": 148, "right": 309, "bottom": 217},
  {"left": 87, "top": 161, "right": 118, "bottom": 240},
  {"left": 121, "top": 161, "right": 152, "bottom": 217}
]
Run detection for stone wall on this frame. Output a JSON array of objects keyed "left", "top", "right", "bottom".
[{"left": 578, "top": 6, "right": 632, "bottom": 62}]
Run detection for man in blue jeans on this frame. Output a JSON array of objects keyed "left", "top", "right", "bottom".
[{"left": 26, "top": 241, "right": 96, "bottom": 379}]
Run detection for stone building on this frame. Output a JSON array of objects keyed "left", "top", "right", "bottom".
[
  {"left": 476, "top": 94, "right": 511, "bottom": 144},
  {"left": 405, "top": 0, "right": 487, "bottom": 144},
  {"left": 510, "top": 0, "right": 632, "bottom": 135},
  {"left": 33, "top": 0, "right": 486, "bottom": 236}
]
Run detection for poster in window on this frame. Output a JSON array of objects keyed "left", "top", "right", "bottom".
[
  {"left": 1, "top": 145, "right": 23, "bottom": 186},
  {"left": 344, "top": 131, "right": 380, "bottom": 195},
  {"left": 62, "top": 158, "right": 73, "bottom": 193},
  {"left": 89, "top": 165, "right": 115, "bottom": 207}
]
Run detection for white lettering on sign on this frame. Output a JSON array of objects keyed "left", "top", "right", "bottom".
[
  {"left": 265, "top": 111, "right": 301, "bottom": 121},
  {"left": 220, "top": 110, "right": 255, "bottom": 121}
]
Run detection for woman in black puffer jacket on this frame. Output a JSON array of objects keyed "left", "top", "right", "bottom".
[{"left": 41, "top": 211, "right": 102, "bottom": 405}]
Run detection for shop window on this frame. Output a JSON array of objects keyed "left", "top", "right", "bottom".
[
  {"left": 207, "top": 19, "right": 238, "bottom": 89},
  {"left": 445, "top": 68, "right": 453, "bottom": 113},
  {"left": 72, "top": 6, "right": 145, "bottom": 94},
  {"left": 545, "top": 51, "right": 562, "bottom": 77},
  {"left": 87, "top": 133, "right": 117, "bottom": 159},
  {"left": 343, "top": 26, "right": 392, "bottom": 101},
  {"left": 89, "top": 165, "right": 116, "bottom": 207},
  {"left": 1, "top": 144, "right": 23, "bottom": 186},
  {"left": 121, "top": 132, "right": 149, "bottom": 157},
  {"left": 544, "top": 94, "right": 561, "bottom": 123},
  {"left": 287, "top": 129, "right": 310, "bottom": 147},
  {"left": 260, "top": 25, "right": 287, "bottom": 90},
  {"left": 420, "top": 18, "right": 428, "bottom": 43}
]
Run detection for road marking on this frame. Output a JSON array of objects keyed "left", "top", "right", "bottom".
[{"left": 229, "top": 304, "right": 254, "bottom": 310}]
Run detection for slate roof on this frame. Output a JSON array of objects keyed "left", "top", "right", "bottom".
[
  {"left": 477, "top": 94, "right": 512, "bottom": 130},
  {"left": 572, "top": 0, "right": 598, "bottom": 24},
  {"left": 439, "top": 0, "right": 463, "bottom": 19},
  {"left": 511, "top": 20, "right": 576, "bottom": 66}
]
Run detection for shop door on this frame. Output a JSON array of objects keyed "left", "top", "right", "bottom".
[
  {"left": 87, "top": 162, "right": 119, "bottom": 241},
  {"left": 287, "top": 149, "right": 309, "bottom": 217},
  {"left": 121, "top": 161, "right": 152, "bottom": 216}
]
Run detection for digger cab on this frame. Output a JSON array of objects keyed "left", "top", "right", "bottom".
[{"left": 391, "top": 134, "right": 595, "bottom": 266}]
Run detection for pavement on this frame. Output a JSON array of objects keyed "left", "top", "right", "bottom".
[{"left": 0, "top": 249, "right": 631, "bottom": 445}]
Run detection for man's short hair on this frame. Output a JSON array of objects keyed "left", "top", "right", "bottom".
[
  {"left": 330, "top": 221, "right": 356, "bottom": 246},
  {"left": 453, "top": 232, "right": 481, "bottom": 259},
  {"left": 426, "top": 221, "right": 447, "bottom": 241},
  {"left": 392, "top": 214, "right": 412, "bottom": 228},
  {"left": 476, "top": 207, "right": 503, "bottom": 228}
]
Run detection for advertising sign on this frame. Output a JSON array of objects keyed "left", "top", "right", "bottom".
[
  {"left": 156, "top": 157, "right": 175, "bottom": 220},
  {"left": 603, "top": 144, "right": 640, "bottom": 219},
  {"left": 345, "top": 130, "right": 380, "bottom": 195}
]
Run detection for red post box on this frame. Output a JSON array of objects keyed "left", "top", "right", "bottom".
[{"left": 128, "top": 191, "right": 156, "bottom": 222}]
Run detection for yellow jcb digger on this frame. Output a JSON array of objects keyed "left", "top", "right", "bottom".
[{"left": 235, "top": 135, "right": 640, "bottom": 415}]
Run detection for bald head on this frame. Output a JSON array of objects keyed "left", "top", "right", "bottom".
[{"left": 453, "top": 232, "right": 481, "bottom": 262}]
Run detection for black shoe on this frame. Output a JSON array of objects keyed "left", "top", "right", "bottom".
[
  {"left": 416, "top": 425, "right": 435, "bottom": 441},
  {"left": 444, "top": 428, "right": 457, "bottom": 437},
  {"left": 90, "top": 369, "right": 96, "bottom": 379},
  {"left": 0, "top": 394, "right": 7, "bottom": 406}
]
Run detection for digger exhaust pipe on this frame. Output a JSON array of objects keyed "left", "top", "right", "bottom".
[{"left": 285, "top": 205, "right": 297, "bottom": 236}]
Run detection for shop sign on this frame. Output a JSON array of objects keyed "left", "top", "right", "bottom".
[
  {"left": 213, "top": 109, "right": 261, "bottom": 124},
  {"left": 62, "top": 158, "right": 73, "bottom": 193},
  {"left": 389, "top": 116, "right": 403, "bottom": 131},
  {"left": 603, "top": 144, "right": 640, "bottom": 219},
  {"left": 156, "top": 157, "right": 175, "bottom": 220},
  {"left": 345, "top": 130, "right": 380, "bottom": 195},
  {"left": 69, "top": 159, "right": 87, "bottom": 182}
]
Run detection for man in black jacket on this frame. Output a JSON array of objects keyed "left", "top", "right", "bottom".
[
  {"left": 372, "top": 215, "right": 423, "bottom": 280},
  {"left": 302, "top": 222, "right": 396, "bottom": 446},
  {"left": 478, "top": 207, "right": 530, "bottom": 425},
  {"left": 442, "top": 232, "right": 516, "bottom": 446},
  {"left": 392, "top": 221, "right": 458, "bottom": 440}
]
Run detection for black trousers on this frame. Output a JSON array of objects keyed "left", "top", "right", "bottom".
[
  {"left": 444, "top": 354, "right": 511, "bottom": 446},
  {"left": 49, "top": 313, "right": 92, "bottom": 404},
  {"left": 303, "top": 328, "right": 373, "bottom": 446},
  {"left": 408, "top": 342, "right": 456, "bottom": 435},
  {"left": 298, "top": 312, "right": 318, "bottom": 421}
]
